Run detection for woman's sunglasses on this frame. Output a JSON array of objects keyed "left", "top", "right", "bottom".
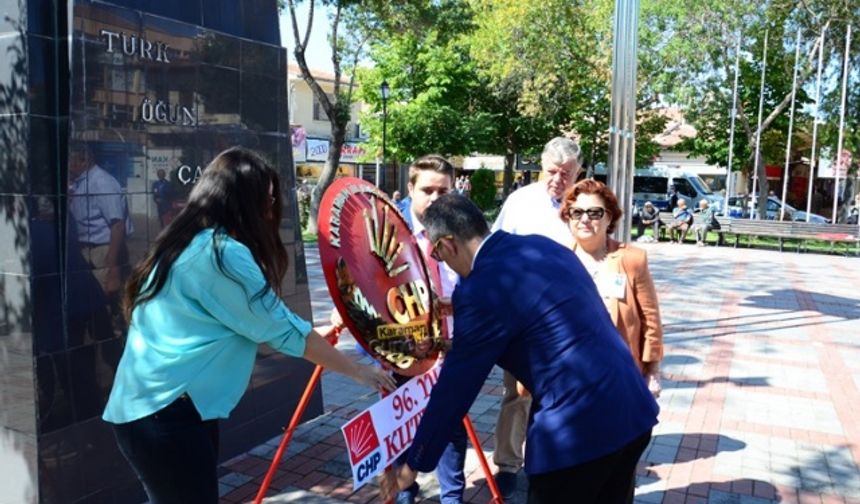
[{"left": 568, "top": 207, "right": 606, "bottom": 220}]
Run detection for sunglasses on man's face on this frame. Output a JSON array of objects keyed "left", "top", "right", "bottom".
[{"left": 568, "top": 207, "right": 606, "bottom": 220}]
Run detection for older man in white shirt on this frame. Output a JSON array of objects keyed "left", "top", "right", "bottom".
[{"left": 489, "top": 136, "right": 582, "bottom": 498}]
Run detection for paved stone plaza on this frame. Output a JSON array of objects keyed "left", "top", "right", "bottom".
[{"left": 215, "top": 242, "right": 860, "bottom": 504}]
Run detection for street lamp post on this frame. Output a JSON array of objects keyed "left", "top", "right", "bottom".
[{"left": 380, "top": 80, "right": 390, "bottom": 190}]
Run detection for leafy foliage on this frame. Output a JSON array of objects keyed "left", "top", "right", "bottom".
[{"left": 469, "top": 168, "right": 497, "bottom": 210}]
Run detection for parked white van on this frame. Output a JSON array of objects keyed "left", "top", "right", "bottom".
[{"left": 588, "top": 164, "right": 724, "bottom": 214}]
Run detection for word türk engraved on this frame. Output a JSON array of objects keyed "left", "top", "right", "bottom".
[{"left": 100, "top": 29, "right": 171, "bottom": 63}]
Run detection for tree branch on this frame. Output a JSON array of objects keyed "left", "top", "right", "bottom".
[
  {"left": 331, "top": 3, "right": 343, "bottom": 99},
  {"left": 288, "top": 0, "right": 303, "bottom": 55},
  {"left": 302, "top": 0, "right": 314, "bottom": 54},
  {"left": 346, "top": 34, "right": 369, "bottom": 106},
  {"left": 744, "top": 22, "right": 829, "bottom": 165}
]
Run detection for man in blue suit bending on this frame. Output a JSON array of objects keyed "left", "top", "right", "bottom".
[{"left": 381, "top": 194, "right": 659, "bottom": 504}]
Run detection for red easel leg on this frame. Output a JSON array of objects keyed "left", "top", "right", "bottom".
[
  {"left": 253, "top": 363, "right": 324, "bottom": 504},
  {"left": 254, "top": 327, "right": 341, "bottom": 504},
  {"left": 463, "top": 415, "right": 504, "bottom": 504}
]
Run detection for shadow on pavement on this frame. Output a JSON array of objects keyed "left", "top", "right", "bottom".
[{"left": 637, "top": 478, "right": 782, "bottom": 503}]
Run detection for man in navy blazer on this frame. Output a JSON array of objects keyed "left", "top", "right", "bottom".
[{"left": 381, "top": 194, "right": 659, "bottom": 504}]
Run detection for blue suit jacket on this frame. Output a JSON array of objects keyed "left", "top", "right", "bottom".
[{"left": 406, "top": 231, "right": 659, "bottom": 475}]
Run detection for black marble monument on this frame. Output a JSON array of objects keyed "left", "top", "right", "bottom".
[{"left": 0, "top": 1, "right": 320, "bottom": 502}]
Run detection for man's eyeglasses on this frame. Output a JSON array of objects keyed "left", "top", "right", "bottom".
[
  {"left": 430, "top": 235, "right": 453, "bottom": 261},
  {"left": 568, "top": 207, "right": 606, "bottom": 220}
]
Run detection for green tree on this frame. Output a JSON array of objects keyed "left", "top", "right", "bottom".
[
  {"left": 469, "top": 168, "right": 497, "bottom": 210},
  {"left": 468, "top": 0, "right": 666, "bottom": 192},
  {"left": 284, "top": 0, "right": 371, "bottom": 233},
  {"left": 650, "top": 0, "right": 859, "bottom": 218},
  {"left": 355, "top": 1, "right": 494, "bottom": 165}
]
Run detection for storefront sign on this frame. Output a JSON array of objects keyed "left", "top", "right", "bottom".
[
  {"left": 318, "top": 178, "right": 444, "bottom": 376},
  {"left": 341, "top": 365, "right": 440, "bottom": 490},
  {"left": 306, "top": 138, "right": 369, "bottom": 163}
]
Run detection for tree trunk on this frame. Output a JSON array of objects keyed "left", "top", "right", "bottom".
[
  {"left": 307, "top": 123, "right": 346, "bottom": 234},
  {"left": 502, "top": 133, "right": 515, "bottom": 197},
  {"left": 754, "top": 151, "right": 769, "bottom": 220},
  {"left": 503, "top": 151, "right": 515, "bottom": 197}
]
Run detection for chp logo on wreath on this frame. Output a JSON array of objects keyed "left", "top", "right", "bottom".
[{"left": 318, "top": 178, "right": 446, "bottom": 376}]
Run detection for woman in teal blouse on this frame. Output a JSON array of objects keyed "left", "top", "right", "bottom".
[{"left": 103, "top": 147, "right": 394, "bottom": 503}]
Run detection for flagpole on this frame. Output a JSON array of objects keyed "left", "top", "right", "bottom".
[
  {"left": 831, "top": 25, "right": 851, "bottom": 223},
  {"left": 725, "top": 32, "right": 742, "bottom": 215},
  {"left": 806, "top": 28, "right": 827, "bottom": 221},
  {"left": 751, "top": 30, "right": 768, "bottom": 220},
  {"left": 780, "top": 29, "right": 801, "bottom": 221}
]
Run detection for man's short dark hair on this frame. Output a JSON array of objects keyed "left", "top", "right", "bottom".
[
  {"left": 408, "top": 155, "right": 455, "bottom": 185},
  {"left": 423, "top": 193, "right": 489, "bottom": 243}
]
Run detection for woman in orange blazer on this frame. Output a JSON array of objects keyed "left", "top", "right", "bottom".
[{"left": 560, "top": 179, "right": 663, "bottom": 396}]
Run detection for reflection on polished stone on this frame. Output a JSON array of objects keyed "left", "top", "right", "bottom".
[
  {"left": 0, "top": 34, "right": 27, "bottom": 116},
  {"left": 37, "top": 427, "right": 84, "bottom": 501},
  {"left": 142, "top": 11, "right": 202, "bottom": 53},
  {"left": 28, "top": 117, "right": 60, "bottom": 195},
  {"left": 198, "top": 30, "right": 239, "bottom": 68},
  {"left": 0, "top": 115, "right": 28, "bottom": 194},
  {"left": 27, "top": 35, "right": 58, "bottom": 117},
  {"left": 31, "top": 274, "right": 63, "bottom": 355},
  {"left": 198, "top": 64, "right": 240, "bottom": 124},
  {"left": 201, "top": 0, "right": 241, "bottom": 36},
  {"left": 68, "top": 339, "right": 123, "bottom": 421},
  {"left": 240, "top": 38, "right": 280, "bottom": 76},
  {"left": 36, "top": 352, "right": 74, "bottom": 433},
  {"left": 0, "top": 196, "right": 33, "bottom": 276},
  {"left": 240, "top": 0, "right": 279, "bottom": 45},
  {"left": 241, "top": 73, "right": 279, "bottom": 132}
]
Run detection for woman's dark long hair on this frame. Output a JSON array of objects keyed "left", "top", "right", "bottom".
[{"left": 123, "top": 147, "right": 288, "bottom": 320}]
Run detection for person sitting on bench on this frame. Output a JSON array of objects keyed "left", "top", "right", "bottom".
[{"left": 667, "top": 200, "right": 693, "bottom": 244}]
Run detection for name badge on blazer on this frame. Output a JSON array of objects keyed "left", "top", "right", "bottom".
[{"left": 600, "top": 273, "right": 627, "bottom": 300}]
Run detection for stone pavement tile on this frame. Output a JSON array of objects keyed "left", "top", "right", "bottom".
[
  {"left": 711, "top": 430, "right": 860, "bottom": 500},
  {"left": 660, "top": 378, "right": 699, "bottom": 412},
  {"left": 722, "top": 388, "right": 843, "bottom": 435},
  {"left": 728, "top": 358, "right": 828, "bottom": 393},
  {"left": 707, "top": 489, "right": 777, "bottom": 503},
  {"left": 209, "top": 243, "right": 860, "bottom": 504},
  {"left": 260, "top": 486, "right": 349, "bottom": 503},
  {"left": 662, "top": 352, "right": 707, "bottom": 377},
  {"left": 635, "top": 474, "right": 667, "bottom": 501},
  {"left": 730, "top": 337, "right": 819, "bottom": 365}
]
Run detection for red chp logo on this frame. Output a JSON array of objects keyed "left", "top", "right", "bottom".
[{"left": 343, "top": 411, "right": 380, "bottom": 465}]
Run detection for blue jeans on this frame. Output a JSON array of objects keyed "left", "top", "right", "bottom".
[
  {"left": 111, "top": 394, "right": 220, "bottom": 504},
  {"left": 399, "top": 424, "right": 468, "bottom": 503},
  {"left": 395, "top": 374, "right": 467, "bottom": 503}
]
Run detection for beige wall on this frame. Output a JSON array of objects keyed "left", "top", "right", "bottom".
[{"left": 288, "top": 76, "right": 364, "bottom": 141}]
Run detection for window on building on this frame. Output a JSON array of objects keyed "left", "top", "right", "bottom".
[{"left": 313, "top": 93, "right": 335, "bottom": 121}]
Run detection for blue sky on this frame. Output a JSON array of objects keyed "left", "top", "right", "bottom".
[{"left": 279, "top": 2, "right": 334, "bottom": 73}]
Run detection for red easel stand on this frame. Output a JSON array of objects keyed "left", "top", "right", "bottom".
[
  {"left": 253, "top": 327, "right": 503, "bottom": 504},
  {"left": 253, "top": 327, "right": 340, "bottom": 504},
  {"left": 463, "top": 415, "right": 504, "bottom": 504}
]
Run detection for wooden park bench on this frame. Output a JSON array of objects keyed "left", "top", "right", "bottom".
[
  {"left": 723, "top": 219, "right": 860, "bottom": 255},
  {"left": 655, "top": 212, "right": 729, "bottom": 245}
]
